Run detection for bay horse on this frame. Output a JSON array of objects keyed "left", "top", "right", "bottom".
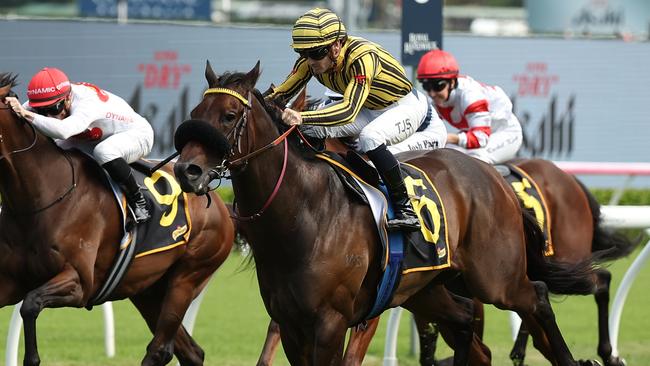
[
  {"left": 499, "top": 158, "right": 634, "bottom": 366},
  {"left": 173, "top": 61, "right": 598, "bottom": 366},
  {"left": 0, "top": 73, "right": 234, "bottom": 366}
]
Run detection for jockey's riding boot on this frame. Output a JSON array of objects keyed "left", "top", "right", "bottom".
[
  {"left": 102, "top": 158, "right": 151, "bottom": 224},
  {"left": 367, "top": 144, "right": 420, "bottom": 232}
]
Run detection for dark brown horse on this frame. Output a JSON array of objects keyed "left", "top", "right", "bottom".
[
  {"left": 502, "top": 158, "right": 635, "bottom": 366},
  {"left": 173, "top": 61, "right": 598, "bottom": 366},
  {"left": 0, "top": 73, "right": 234, "bottom": 366},
  {"left": 410, "top": 158, "right": 636, "bottom": 366}
]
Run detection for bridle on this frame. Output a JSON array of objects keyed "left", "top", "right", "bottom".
[
  {"left": 200, "top": 86, "right": 297, "bottom": 221},
  {"left": 0, "top": 92, "right": 77, "bottom": 215}
]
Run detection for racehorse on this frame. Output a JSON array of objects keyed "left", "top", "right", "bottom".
[
  {"left": 500, "top": 158, "right": 635, "bottom": 366},
  {"left": 407, "top": 159, "right": 636, "bottom": 366},
  {"left": 173, "top": 61, "right": 598, "bottom": 366},
  {"left": 0, "top": 73, "right": 234, "bottom": 366}
]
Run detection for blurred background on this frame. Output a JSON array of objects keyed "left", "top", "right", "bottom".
[
  {"left": 1, "top": 0, "right": 649, "bottom": 186},
  {"left": 2, "top": 0, "right": 649, "bottom": 39}
]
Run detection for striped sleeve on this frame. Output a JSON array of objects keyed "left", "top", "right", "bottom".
[
  {"left": 265, "top": 57, "right": 312, "bottom": 102},
  {"left": 461, "top": 100, "right": 491, "bottom": 149},
  {"left": 301, "top": 52, "right": 378, "bottom": 126}
]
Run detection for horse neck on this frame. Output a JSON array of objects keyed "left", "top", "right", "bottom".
[
  {"left": 0, "top": 120, "right": 73, "bottom": 212},
  {"left": 230, "top": 104, "right": 331, "bottom": 257}
]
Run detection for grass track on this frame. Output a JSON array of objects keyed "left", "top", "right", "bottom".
[{"left": 1, "top": 246, "right": 648, "bottom": 365}]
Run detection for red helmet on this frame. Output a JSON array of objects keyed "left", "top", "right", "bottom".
[
  {"left": 27, "top": 67, "right": 71, "bottom": 108},
  {"left": 417, "top": 49, "right": 459, "bottom": 80}
]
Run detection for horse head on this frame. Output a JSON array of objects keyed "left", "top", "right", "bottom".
[
  {"left": 174, "top": 61, "right": 271, "bottom": 194},
  {"left": 0, "top": 73, "right": 40, "bottom": 164}
]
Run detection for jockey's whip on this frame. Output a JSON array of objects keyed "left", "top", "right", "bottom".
[{"left": 148, "top": 151, "right": 179, "bottom": 175}]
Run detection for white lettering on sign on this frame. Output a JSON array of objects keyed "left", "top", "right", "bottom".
[{"left": 403, "top": 33, "right": 438, "bottom": 55}]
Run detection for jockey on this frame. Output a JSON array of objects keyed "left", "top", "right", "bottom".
[
  {"left": 417, "top": 49, "right": 522, "bottom": 164},
  {"left": 318, "top": 88, "right": 447, "bottom": 153},
  {"left": 265, "top": 8, "right": 430, "bottom": 231},
  {"left": 5, "top": 67, "right": 154, "bottom": 223}
]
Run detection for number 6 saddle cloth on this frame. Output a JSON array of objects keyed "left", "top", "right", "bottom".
[{"left": 87, "top": 157, "right": 191, "bottom": 307}]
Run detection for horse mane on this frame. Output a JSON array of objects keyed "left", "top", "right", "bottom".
[{"left": 0, "top": 72, "right": 18, "bottom": 89}]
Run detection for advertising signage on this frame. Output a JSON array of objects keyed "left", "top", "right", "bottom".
[{"left": 79, "top": 0, "right": 211, "bottom": 21}]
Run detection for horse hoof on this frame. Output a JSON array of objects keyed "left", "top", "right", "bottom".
[
  {"left": 604, "top": 356, "right": 626, "bottom": 366},
  {"left": 434, "top": 357, "right": 454, "bottom": 366}
]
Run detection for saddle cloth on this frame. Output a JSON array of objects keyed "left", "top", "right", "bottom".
[
  {"left": 315, "top": 152, "right": 451, "bottom": 273},
  {"left": 86, "top": 156, "right": 192, "bottom": 306},
  {"left": 500, "top": 163, "right": 554, "bottom": 256}
]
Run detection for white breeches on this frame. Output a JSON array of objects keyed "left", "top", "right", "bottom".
[
  {"left": 447, "top": 114, "right": 522, "bottom": 164},
  {"left": 305, "top": 89, "right": 430, "bottom": 153}
]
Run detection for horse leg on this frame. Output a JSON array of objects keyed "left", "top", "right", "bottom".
[
  {"left": 342, "top": 317, "right": 380, "bottom": 366},
  {"left": 0, "top": 274, "right": 23, "bottom": 307},
  {"left": 521, "top": 281, "right": 598, "bottom": 366},
  {"left": 593, "top": 268, "right": 624, "bottom": 366},
  {"left": 404, "top": 285, "right": 490, "bottom": 366},
  {"left": 413, "top": 316, "right": 441, "bottom": 366},
  {"left": 131, "top": 284, "right": 205, "bottom": 366},
  {"left": 257, "top": 319, "right": 282, "bottom": 366},
  {"left": 312, "top": 312, "right": 348, "bottom": 366},
  {"left": 20, "top": 264, "right": 83, "bottom": 366},
  {"left": 509, "top": 322, "right": 530, "bottom": 366},
  {"left": 131, "top": 289, "right": 205, "bottom": 366}
]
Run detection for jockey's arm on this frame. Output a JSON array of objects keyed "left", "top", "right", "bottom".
[
  {"left": 264, "top": 58, "right": 312, "bottom": 103},
  {"left": 457, "top": 99, "right": 491, "bottom": 149},
  {"left": 29, "top": 102, "right": 100, "bottom": 140},
  {"left": 300, "top": 53, "right": 375, "bottom": 126}
]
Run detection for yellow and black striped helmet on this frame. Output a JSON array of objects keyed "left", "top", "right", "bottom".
[{"left": 291, "top": 8, "right": 347, "bottom": 50}]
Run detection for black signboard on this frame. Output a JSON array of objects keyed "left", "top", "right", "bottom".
[{"left": 401, "top": 0, "right": 443, "bottom": 68}]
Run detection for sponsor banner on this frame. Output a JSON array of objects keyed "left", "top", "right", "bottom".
[
  {"left": 79, "top": 0, "right": 211, "bottom": 21},
  {"left": 1, "top": 20, "right": 648, "bottom": 187}
]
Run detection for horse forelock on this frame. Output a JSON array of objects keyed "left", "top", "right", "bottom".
[
  {"left": 0, "top": 73, "right": 18, "bottom": 99},
  {"left": 0, "top": 73, "right": 18, "bottom": 89}
]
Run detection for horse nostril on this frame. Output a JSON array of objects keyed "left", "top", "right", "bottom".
[{"left": 185, "top": 164, "right": 203, "bottom": 180}]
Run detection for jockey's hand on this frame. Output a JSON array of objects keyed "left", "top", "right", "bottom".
[
  {"left": 446, "top": 133, "right": 459, "bottom": 145},
  {"left": 282, "top": 108, "right": 303, "bottom": 126},
  {"left": 5, "top": 97, "right": 34, "bottom": 122}
]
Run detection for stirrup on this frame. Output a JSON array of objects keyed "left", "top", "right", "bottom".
[{"left": 387, "top": 215, "right": 420, "bottom": 231}]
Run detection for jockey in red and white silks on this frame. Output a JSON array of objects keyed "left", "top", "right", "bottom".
[
  {"left": 417, "top": 49, "right": 522, "bottom": 164},
  {"left": 6, "top": 67, "right": 154, "bottom": 223}
]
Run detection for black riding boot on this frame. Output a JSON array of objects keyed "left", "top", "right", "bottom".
[
  {"left": 103, "top": 158, "right": 151, "bottom": 224},
  {"left": 366, "top": 144, "right": 420, "bottom": 231}
]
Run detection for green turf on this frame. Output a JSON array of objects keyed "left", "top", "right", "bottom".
[{"left": 1, "top": 245, "right": 648, "bottom": 365}]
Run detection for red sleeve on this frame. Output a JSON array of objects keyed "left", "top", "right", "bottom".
[{"left": 465, "top": 126, "right": 491, "bottom": 149}]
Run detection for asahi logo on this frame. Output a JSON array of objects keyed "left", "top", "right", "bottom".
[{"left": 512, "top": 62, "right": 574, "bottom": 158}]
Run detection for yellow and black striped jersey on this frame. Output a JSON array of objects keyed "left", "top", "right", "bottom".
[{"left": 266, "top": 36, "right": 412, "bottom": 126}]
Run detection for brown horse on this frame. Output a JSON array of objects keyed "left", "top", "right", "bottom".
[
  {"left": 173, "top": 61, "right": 598, "bottom": 366},
  {"left": 254, "top": 92, "right": 490, "bottom": 366},
  {"left": 409, "top": 158, "right": 636, "bottom": 366},
  {"left": 502, "top": 158, "right": 634, "bottom": 366},
  {"left": 0, "top": 73, "right": 234, "bottom": 366}
]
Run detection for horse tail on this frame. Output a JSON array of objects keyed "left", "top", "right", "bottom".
[
  {"left": 574, "top": 178, "right": 639, "bottom": 262},
  {"left": 522, "top": 210, "right": 596, "bottom": 295}
]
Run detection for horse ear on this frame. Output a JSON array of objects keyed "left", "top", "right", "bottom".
[
  {"left": 291, "top": 87, "right": 307, "bottom": 112},
  {"left": 205, "top": 60, "right": 218, "bottom": 87},
  {"left": 244, "top": 61, "right": 261, "bottom": 88}
]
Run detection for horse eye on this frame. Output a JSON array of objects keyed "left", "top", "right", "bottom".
[{"left": 223, "top": 112, "right": 237, "bottom": 123}]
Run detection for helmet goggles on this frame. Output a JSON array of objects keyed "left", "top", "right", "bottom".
[
  {"left": 420, "top": 79, "right": 449, "bottom": 93},
  {"left": 34, "top": 98, "right": 66, "bottom": 116},
  {"left": 297, "top": 45, "right": 331, "bottom": 60}
]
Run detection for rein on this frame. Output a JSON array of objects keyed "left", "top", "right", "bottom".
[
  {"left": 0, "top": 117, "right": 77, "bottom": 215},
  {"left": 201, "top": 87, "right": 297, "bottom": 221}
]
